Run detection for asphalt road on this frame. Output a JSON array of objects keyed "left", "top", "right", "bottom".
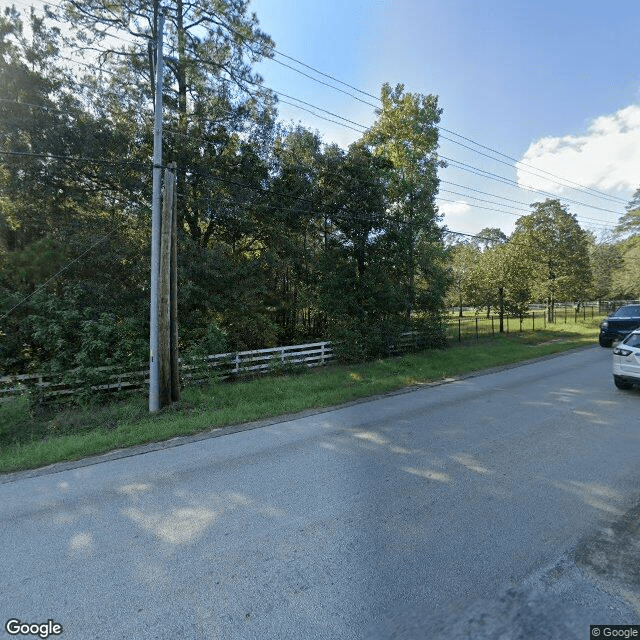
[{"left": 1, "top": 346, "right": 639, "bottom": 640}]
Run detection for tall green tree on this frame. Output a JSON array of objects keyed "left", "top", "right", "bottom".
[
  {"left": 610, "top": 239, "right": 640, "bottom": 299},
  {"left": 590, "top": 240, "right": 625, "bottom": 300},
  {"left": 315, "top": 143, "right": 407, "bottom": 359},
  {"left": 55, "top": 0, "right": 278, "bottom": 242},
  {"left": 445, "top": 242, "right": 479, "bottom": 316},
  {"left": 511, "top": 199, "right": 592, "bottom": 321},
  {"left": 363, "top": 82, "right": 447, "bottom": 322},
  {"left": 608, "top": 187, "right": 640, "bottom": 300}
]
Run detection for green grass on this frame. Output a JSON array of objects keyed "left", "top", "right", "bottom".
[{"left": 0, "top": 319, "right": 602, "bottom": 475}]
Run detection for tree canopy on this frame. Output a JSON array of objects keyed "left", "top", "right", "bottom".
[{"left": 0, "top": 5, "right": 452, "bottom": 378}]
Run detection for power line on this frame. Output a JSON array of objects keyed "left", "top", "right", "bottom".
[
  {"left": 25, "top": 10, "right": 628, "bottom": 218},
  {"left": 0, "top": 233, "right": 112, "bottom": 321},
  {"left": 16, "top": 0, "right": 633, "bottom": 210},
  {"left": 437, "top": 133, "right": 628, "bottom": 208},
  {"left": 0, "top": 149, "right": 147, "bottom": 168},
  {"left": 1, "top": 34, "right": 625, "bottom": 233},
  {"left": 0, "top": 142, "right": 616, "bottom": 239},
  {"left": 214, "top": 68, "right": 627, "bottom": 221},
  {"left": 226, "top": 25, "right": 629, "bottom": 207},
  {"left": 436, "top": 197, "right": 612, "bottom": 233},
  {"left": 268, "top": 56, "right": 378, "bottom": 110},
  {"left": 439, "top": 155, "right": 622, "bottom": 218},
  {"left": 439, "top": 127, "right": 628, "bottom": 206},
  {"left": 0, "top": 137, "right": 619, "bottom": 235},
  {"left": 160, "top": 122, "right": 618, "bottom": 232}
]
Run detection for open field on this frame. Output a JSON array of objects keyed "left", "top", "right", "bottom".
[{"left": 0, "top": 319, "right": 603, "bottom": 474}]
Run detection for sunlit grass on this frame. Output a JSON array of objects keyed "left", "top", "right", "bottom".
[{"left": 0, "top": 319, "right": 602, "bottom": 474}]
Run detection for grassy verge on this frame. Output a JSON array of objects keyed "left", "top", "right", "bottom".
[{"left": 0, "top": 320, "right": 601, "bottom": 474}]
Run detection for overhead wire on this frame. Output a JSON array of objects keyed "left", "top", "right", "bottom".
[
  {"left": 160, "top": 119, "right": 619, "bottom": 231},
  {"left": 0, "top": 149, "right": 148, "bottom": 168},
  {"left": 224, "top": 20, "right": 629, "bottom": 208},
  {"left": 193, "top": 56, "right": 626, "bottom": 225},
  {"left": 17, "top": 0, "right": 632, "bottom": 211},
  {"left": 0, "top": 232, "right": 114, "bottom": 321},
  {"left": 18, "top": 4, "right": 627, "bottom": 222},
  {"left": 438, "top": 127, "right": 628, "bottom": 205},
  {"left": 0, "top": 91, "right": 619, "bottom": 236}
]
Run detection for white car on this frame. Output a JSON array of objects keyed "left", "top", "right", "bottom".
[{"left": 612, "top": 329, "right": 640, "bottom": 389}]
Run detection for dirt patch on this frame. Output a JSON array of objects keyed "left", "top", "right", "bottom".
[{"left": 531, "top": 338, "right": 574, "bottom": 346}]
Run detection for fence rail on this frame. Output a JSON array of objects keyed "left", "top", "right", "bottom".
[
  {"left": 0, "top": 309, "right": 602, "bottom": 402},
  {"left": 182, "top": 342, "right": 334, "bottom": 384},
  {"left": 0, "top": 342, "right": 336, "bottom": 402}
]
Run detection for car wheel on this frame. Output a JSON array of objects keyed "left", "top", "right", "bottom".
[
  {"left": 614, "top": 375, "right": 634, "bottom": 390},
  {"left": 599, "top": 336, "right": 613, "bottom": 347}
]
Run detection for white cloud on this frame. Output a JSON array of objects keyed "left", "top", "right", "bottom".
[
  {"left": 517, "top": 105, "right": 640, "bottom": 195},
  {"left": 439, "top": 199, "right": 471, "bottom": 219},
  {"left": 438, "top": 199, "right": 478, "bottom": 236}
]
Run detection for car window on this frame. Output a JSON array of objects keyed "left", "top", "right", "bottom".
[
  {"left": 614, "top": 306, "right": 640, "bottom": 317},
  {"left": 623, "top": 333, "right": 640, "bottom": 347}
]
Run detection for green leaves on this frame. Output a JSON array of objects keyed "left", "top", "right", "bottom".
[
  {"left": 511, "top": 200, "right": 592, "bottom": 311},
  {"left": 0, "top": 3, "right": 454, "bottom": 384}
]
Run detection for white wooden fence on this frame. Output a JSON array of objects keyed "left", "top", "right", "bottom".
[
  {"left": 182, "top": 341, "right": 334, "bottom": 384},
  {"left": 0, "top": 341, "right": 335, "bottom": 401},
  {"left": 0, "top": 330, "right": 443, "bottom": 402}
]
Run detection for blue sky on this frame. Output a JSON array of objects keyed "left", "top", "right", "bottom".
[{"left": 249, "top": 0, "right": 640, "bottom": 238}]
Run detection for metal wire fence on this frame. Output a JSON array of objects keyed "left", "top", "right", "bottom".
[{"left": 446, "top": 307, "right": 601, "bottom": 343}]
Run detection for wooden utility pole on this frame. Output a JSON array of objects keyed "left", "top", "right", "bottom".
[{"left": 159, "top": 164, "right": 175, "bottom": 407}]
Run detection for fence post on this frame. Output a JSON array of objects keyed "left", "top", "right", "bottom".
[
  {"left": 458, "top": 318, "right": 462, "bottom": 343},
  {"left": 321, "top": 342, "right": 325, "bottom": 365}
]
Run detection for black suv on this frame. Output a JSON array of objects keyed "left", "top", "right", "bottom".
[{"left": 599, "top": 304, "right": 640, "bottom": 347}]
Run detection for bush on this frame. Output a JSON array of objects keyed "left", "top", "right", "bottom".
[
  {"left": 329, "top": 318, "right": 404, "bottom": 363},
  {"left": 330, "top": 314, "right": 448, "bottom": 364}
]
